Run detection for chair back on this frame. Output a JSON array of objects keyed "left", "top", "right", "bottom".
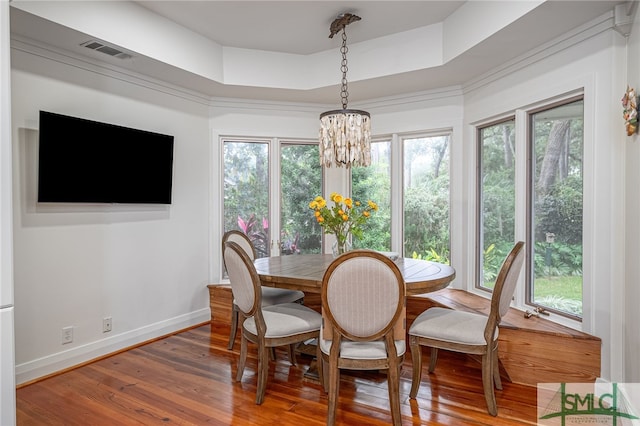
[
  {"left": 222, "top": 230, "right": 256, "bottom": 260},
  {"left": 322, "top": 250, "right": 405, "bottom": 342},
  {"left": 223, "top": 241, "right": 261, "bottom": 318},
  {"left": 485, "top": 241, "right": 525, "bottom": 342}
]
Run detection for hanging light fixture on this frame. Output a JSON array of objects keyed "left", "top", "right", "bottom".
[{"left": 319, "top": 13, "right": 371, "bottom": 168}]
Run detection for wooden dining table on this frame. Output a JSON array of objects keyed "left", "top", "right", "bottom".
[{"left": 253, "top": 253, "right": 456, "bottom": 296}]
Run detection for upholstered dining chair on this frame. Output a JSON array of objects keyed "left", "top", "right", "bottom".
[
  {"left": 408, "top": 241, "right": 525, "bottom": 416},
  {"left": 223, "top": 240, "right": 322, "bottom": 405},
  {"left": 222, "top": 230, "right": 305, "bottom": 350},
  {"left": 317, "top": 250, "right": 406, "bottom": 426}
]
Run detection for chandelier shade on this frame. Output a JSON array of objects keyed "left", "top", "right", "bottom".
[{"left": 319, "top": 13, "right": 371, "bottom": 168}]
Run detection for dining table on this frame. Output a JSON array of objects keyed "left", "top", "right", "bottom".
[
  {"left": 253, "top": 253, "right": 456, "bottom": 296},
  {"left": 251, "top": 252, "right": 455, "bottom": 381}
]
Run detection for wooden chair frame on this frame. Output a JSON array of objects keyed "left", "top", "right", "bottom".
[
  {"left": 223, "top": 241, "right": 319, "bottom": 405},
  {"left": 409, "top": 241, "right": 525, "bottom": 416},
  {"left": 222, "top": 230, "right": 303, "bottom": 352},
  {"left": 317, "top": 250, "right": 406, "bottom": 426}
]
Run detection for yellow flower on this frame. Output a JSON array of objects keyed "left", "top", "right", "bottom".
[{"left": 309, "top": 194, "right": 377, "bottom": 249}]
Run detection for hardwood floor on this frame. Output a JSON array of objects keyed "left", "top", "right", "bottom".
[{"left": 17, "top": 323, "right": 539, "bottom": 425}]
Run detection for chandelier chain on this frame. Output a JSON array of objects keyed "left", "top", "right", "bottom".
[{"left": 340, "top": 30, "right": 349, "bottom": 110}]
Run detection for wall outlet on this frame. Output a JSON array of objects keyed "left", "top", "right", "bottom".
[
  {"left": 103, "top": 317, "right": 112, "bottom": 333},
  {"left": 61, "top": 326, "right": 73, "bottom": 344}
]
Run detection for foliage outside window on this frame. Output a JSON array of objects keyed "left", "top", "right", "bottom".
[
  {"left": 478, "top": 119, "right": 516, "bottom": 289},
  {"left": 530, "top": 100, "right": 583, "bottom": 318},
  {"left": 352, "top": 141, "right": 391, "bottom": 251},
  {"left": 280, "top": 143, "right": 322, "bottom": 255},
  {"left": 403, "top": 135, "right": 451, "bottom": 263},
  {"left": 223, "top": 140, "right": 270, "bottom": 258}
]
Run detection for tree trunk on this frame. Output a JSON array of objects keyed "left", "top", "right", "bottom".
[{"left": 538, "top": 120, "right": 571, "bottom": 195}]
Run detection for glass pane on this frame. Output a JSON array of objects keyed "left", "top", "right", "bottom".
[
  {"left": 352, "top": 141, "right": 391, "bottom": 250},
  {"left": 478, "top": 120, "right": 516, "bottom": 290},
  {"left": 223, "top": 141, "right": 270, "bottom": 258},
  {"left": 403, "top": 135, "right": 450, "bottom": 263},
  {"left": 531, "top": 100, "right": 583, "bottom": 318},
  {"left": 280, "top": 143, "right": 322, "bottom": 255}
]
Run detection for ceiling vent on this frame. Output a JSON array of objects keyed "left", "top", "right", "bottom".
[{"left": 81, "top": 40, "right": 132, "bottom": 60}]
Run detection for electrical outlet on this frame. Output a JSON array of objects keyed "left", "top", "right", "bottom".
[
  {"left": 61, "top": 326, "right": 73, "bottom": 344},
  {"left": 103, "top": 317, "right": 112, "bottom": 333}
]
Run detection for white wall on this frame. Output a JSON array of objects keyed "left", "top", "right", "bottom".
[
  {"left": 11, "top": 46, "right": 211, "bottom": 384},
  {"left": 624, "top": 7, "right": 640, "bottom": 383},
  {"left": 463, "top": 27, "right": 627, "bottom": 381}
]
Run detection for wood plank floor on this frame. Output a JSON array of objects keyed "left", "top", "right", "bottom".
[{"left": 16, "top": 323, "right": 539, "bottom": 425}]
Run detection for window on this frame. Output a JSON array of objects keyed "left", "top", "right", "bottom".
[
  {"left": 280, "top": 142, "right": 322, "bottom": 255},
  {"left": 477, "top": 119, "right": 516, "bottom": 290},
  {"left": 528, "top": 99, "right": 583, "bottom": 318},
  {"left": 475, "top": 97, "right": 583, "bottom": 320},
  {"left": 403, "top": 135, "right": 451, "bottom": 262},
  {"left": 223, "top": 139, "right": 270, "bottom": 258},
  {"left": 352, "top": 140, "right": 391, "bottom": 251}
]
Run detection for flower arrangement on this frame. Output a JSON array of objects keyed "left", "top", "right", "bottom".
[
  {"left": 309, "top": 192, "right": 378, "bottom": 255},
  {"left": 622, "top": 85, "right": 637, "bottom": 136}
]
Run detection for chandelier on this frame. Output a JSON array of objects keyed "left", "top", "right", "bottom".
[{"left": 319, "top": 13, "right": 371, "bottom": 168}]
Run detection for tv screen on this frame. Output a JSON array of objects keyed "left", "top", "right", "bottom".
[{"left": 37, "top": 111, "right": 174, "bottom": 204}]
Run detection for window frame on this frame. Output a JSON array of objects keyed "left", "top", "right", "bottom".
[{"left": 471, "top": 91, "right": 586, "bottom": 328}]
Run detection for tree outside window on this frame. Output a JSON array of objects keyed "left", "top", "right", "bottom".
[
  {"left": 403, "top": 135, "right": 451, "bottom": 263},
  {"left": 530, "top": 100, "right": 583, "bottom": 318}
]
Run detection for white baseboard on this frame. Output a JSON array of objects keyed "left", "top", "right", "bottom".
[{"left": 15, "top": 308, "right": 210, "bottom": 385}]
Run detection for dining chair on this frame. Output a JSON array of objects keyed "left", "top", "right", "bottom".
[
  {"left": 223, "top": 240, "right": 322, "bottom": 405},
  {"left": 317, "top": 250, "right": 406, "bottom": 426},
  {"left": 408, "top": 241, "right": 525, "bottom": 416},
  {"left": 222, "top": 230, "right": 305, "bottom": 350}
]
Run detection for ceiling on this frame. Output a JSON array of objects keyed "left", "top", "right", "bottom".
[{"left": 9, "top": 1, "right": 628, "bottom": 105}]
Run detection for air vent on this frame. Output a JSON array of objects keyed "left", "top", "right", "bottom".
[{"left": 81, "top": 40, "right": 132, "bottom": 60}]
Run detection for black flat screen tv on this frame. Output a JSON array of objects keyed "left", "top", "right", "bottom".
[{"left": 38, "top": 111, "right": 174, "bottom": 204}]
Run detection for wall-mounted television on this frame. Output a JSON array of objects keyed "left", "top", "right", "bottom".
[{"left": 37, "top": 111, "right": 174, "bottom": 204}]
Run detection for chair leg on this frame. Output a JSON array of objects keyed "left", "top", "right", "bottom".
[
  {"left": 287, "top": 344, "right": 298, "bottom": 366},
  {"left": 228, "top": 304, "right": 239, "bottom": 350},
  {"left": 481, "top": 353, "right": 498, "bottom": 416},
  {"left": 387, "top": 356, "right": 402, "bottom": 426},
  {"left": 409, "top": 336, "right": 422, "bottom": 398},
  {"left": 255, "top": 343, "right": 270, "bottom": 405},
  {"left": 236, "top": 333, "right": 247, "bottom": 382},
  {"left": 316, "top": 344, "right": 328, "bottom": 393},
  {"left": 492, "top": 347, "right": 502, "bottom": 390},
  {"left": 428, "top": 347, "right": 439, "bottom": 373},
  {"left": 327, "top": 361, "right": 340, "bottom": 426}
]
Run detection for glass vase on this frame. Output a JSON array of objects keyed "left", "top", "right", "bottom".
[{"left": 332, "top": 240, "right": 352, "bottom": 258}]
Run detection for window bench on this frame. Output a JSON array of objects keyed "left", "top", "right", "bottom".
[{"left": 207, "top": 285, "right": 601, "bottom": 387}]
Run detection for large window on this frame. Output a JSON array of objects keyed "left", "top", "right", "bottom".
[
  {"left": 223, "top": 138, "right": 323, "bottom": 259},
  {"left": 222, "top": 132, "right": 451, "bottom": 265},
  {"left": 280, "top": 142, "right": 322, "bottom": 255},
  {"left": 477, "top": 119, "right": 516, "bottom": 290},
  {"left": 529, "top": 99, "right": 583, "bottom": 318},
  {"left": 403, "top": 135, "right": 451, "bottom": 263},
  {"left": 352, "top": 141, "right": 391, "bottom": 251},
  {"left": 475, "top": 98, "right": 583, "bottom": 320},
  {"left": 223, "top": 140, "right": 270, "bottom": 258}
]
